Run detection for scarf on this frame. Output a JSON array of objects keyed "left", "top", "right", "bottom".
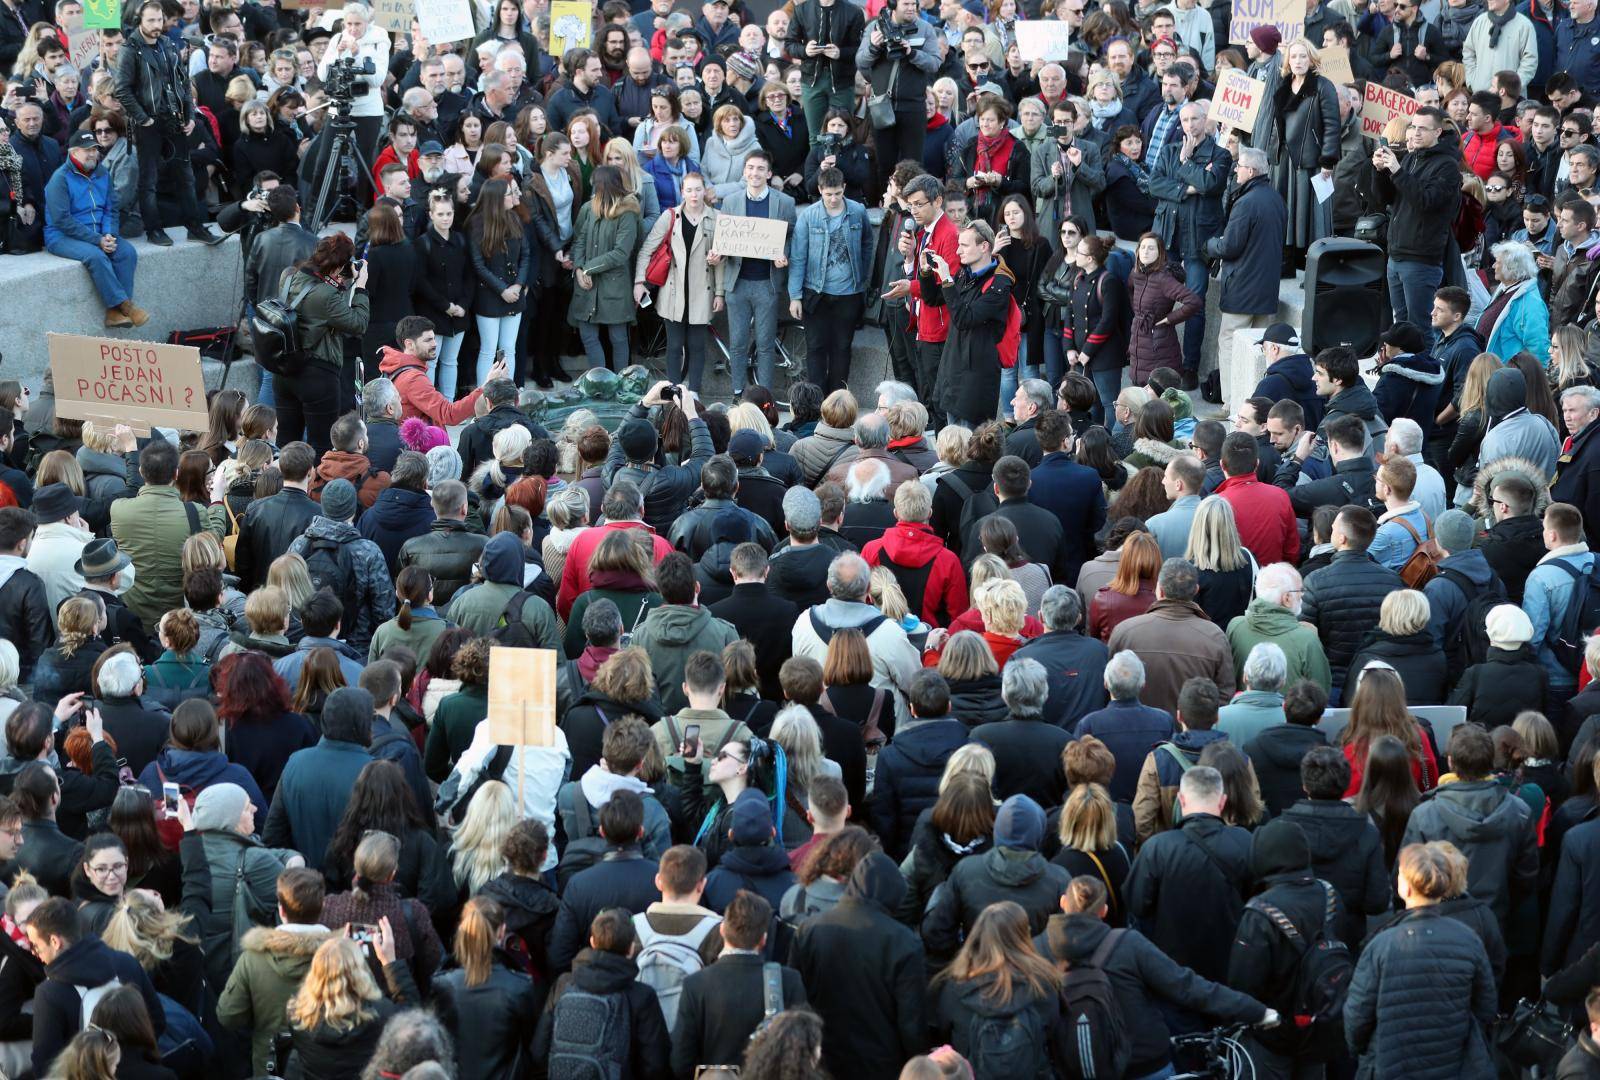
[
  {"left": 1090, "top": 97, "right": 1123, "bottom": 125},
  {"left": 1116, "top": 151, "right": 1152, "bottom": 187},
  {"left": 927, "top": 110, "right": 948, "bottom": 132},
  {"left": 0, "top": 139, "right": 21, "bottom": 201},
  {"left": 976, "top": 130, "right": 1015, "bottom": 180},
  {"left": 1487, "top": 4, "right": 1519, "bottom": 48},
  {"left": 2, "top": 914, "right": 31, "bottom": 954}
]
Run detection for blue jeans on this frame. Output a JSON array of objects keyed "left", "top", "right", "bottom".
[
  {"left": 1091, "top": 366, "right": 1122, "bottom": 427},
  {"left": 577, "top": 321, "right": 630, "bottom": 370},
  {"left": 726, "top": 275, "right": 780, "bottom": 393},
  {"left": 1386, "top": 259, "right": 1443, "bottom": 341},
  {"left": 1042, "top": 332, "right": 1066, "bottom": 389},
  {"left": 1180, "top": 254, "right": 1210, "bottom": 372},
  {"left": 474, "top": 313, "right": 522, "bottom": 385},
  {"left": 432, "top": 331, "right": 464, "bottom": 397},
  {"left": 48, "top": 236, "right": 136, "bottom": 307},
  {"left": 999, "top": 338, "right": 1033, "bottom": 420}
]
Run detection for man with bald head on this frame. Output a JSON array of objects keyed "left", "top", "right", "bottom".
[
  {"left": 616, "top": 45, "right": 669, "bottom": 130},
  {"left": 1148, "top": 99, "right": 1230, "bottom": 387}
]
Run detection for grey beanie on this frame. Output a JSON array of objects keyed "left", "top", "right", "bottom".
[
  {"left": 320, "top": 478, "right": 358, "bottom": 523},
  {"left": 192, "top": 782, "right": 250, "bottom": 833},
  {"left": 427, "top": 446, "right": 463, "bottom": 485},
  {"left": 1434, "top": 508, "right": 1476, "bottom": 555}
]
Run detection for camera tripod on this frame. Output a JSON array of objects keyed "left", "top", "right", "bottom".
[{"left": 304, "top": 107, "right": 376, "bottom": 233}]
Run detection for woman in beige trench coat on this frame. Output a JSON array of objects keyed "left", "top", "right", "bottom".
[{"left": 633, "top": 171, "right": 725, "bottom": 392}]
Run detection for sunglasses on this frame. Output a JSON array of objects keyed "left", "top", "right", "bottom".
[
  {"left": 1564, "top": 128, "right": 1583, "bottom": 136},
  {"left": 1486, "top": 184, "right": 1509, "bottom": 193}
]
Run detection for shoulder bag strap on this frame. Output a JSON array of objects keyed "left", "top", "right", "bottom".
[
  {"left": 1082, "top": 847, "right": 1118, "bottom": 912},
  {"left": 570, "top": 788, "right": 594, "bottom": 838},
  {"left": 1159, "top": 742, "right": 1195, "bottom": 772},
  {"left": 1394, "top": 515, "right": 1425, "bottom": 544},
  {"left": 817, "top": 688, "right": 837, "bottom": 716},
  {"left": 183, "top": 499, "right": 202, "bottom": 537},
  {"left": 1186, "top": 828, "right": 1241, "bottom": 896},
  {"left": 1088, "top": 927, "right": 1127, "bottom": 968},
  {"left": 865, "top": 690, "right": 885, "bottom": 728},
  {"left": 1247, "top": 897, "right": 1305, "bottom": 946}
]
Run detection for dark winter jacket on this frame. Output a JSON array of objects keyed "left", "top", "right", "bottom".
[
  {"left": 1254, "top": 352, "right": 1325, "bottom": 432},
  {"left": 530, "top": 947, "right": 670, "bottom": 1080},
  {"left": 1278, "top": 799, "right": 1392, "bottom": 948},
  {"left": 869, "top": 718, "right": 969, "bottom": 861},
  {"left": 1402, "top": 779, "right": 1539, "bottom": 931},
  {"left": 31, "top": 936, "right": 166, "bottom": 1077},
  {"left": 178, "top": 828, "right": 298, "bottom": 993},
  {"left": 702, "top": 842, "right": 796, "bottom": 914},
  {"left": 356, "top": 486, "right": 436, "bottom": 574},
  {"left": 1147, "top": 134, "right": 1230, "bottom": 270},
  {"left": 1073, "top": 700, "right": 1177, "bottom": 804},
  {"left": 1344, "top": 905, "right": 1497, "bottom": 1079},
  {"left": 925, "top": 260, "right": 1016, "bottom": 424},
  {"left": 548, "top": 848, "right": 661, "bottom": 973},
  {"left": 138, "top": 748, "right": 266, "bottom": 816},
  {"left": 397, "top": 519, "right": 488, "bottom": 607},
  {"left": 289, "top": 960, "right": 419, "bottom": 1080},
  {"left": 1228, "top": 869, "right": 1344, "bottom": 1057},
  {"left": 1449, "top": 644, "right": 1552, "bottom": 730},
  {"left": 603, "top": 405, "right": 715, "bottom": 536},
  {"left": 234, "top": 488, "right": 321, "bottom": 590},
  {"left": 791, "top": 853, "right": 927, "bottom": 1080},
  {"left": 432, "top": 950, "right": 538, "bottom": 1080},
  {"left": 970, "top": 716, "right": 1072, "bottom": 808},
  {"left": 0, "top": 562, "right": 53, "bottom": 681},
  {"left": 1125, "top": 813, "right": 1253, "bottom": 982},
  {"left": 1125, "top": 263, "right": 1204, "bottom": 384},
  {"left": 1205, "top": 173, "right": 1287, "bottom": 316},
  {"left": 1302, "top": 550, "right": 1405, "bottom": 693},
  {"left": 1346, "top": 628, "right": 1449, "bottom": 704},
  {"left": 260, "top": 738, "right": 372, "bottom": 874},
  {"left": 1480, "top": 512, "right": 1547, "bottom": 604},
  {"left": 1246, "top": 724, "right": 1331, "bottom": 817},
  {"left": 922, "top": 845, "right": 1069, "bottom": 954},
  {"left": 672, "top": 952, "right": 808, "bottom": 1078},
  {"left": 1373, "top": 140, "right": 1462, "bottom": 263}
]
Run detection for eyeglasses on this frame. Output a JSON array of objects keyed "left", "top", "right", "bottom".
[
  {"left": 88, "top": 861, "right": 127, "bottom": 875},
  {"left": 905, "top": 197, "right": 931, "bottom": 210},
  {"left": 93, "top": 126, "right": 113, "bottom": 134},
  {"left": 968, "top": 62, "right": 990, "bottom": 71}
]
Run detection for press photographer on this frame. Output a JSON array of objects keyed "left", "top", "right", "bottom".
[
  {"left": 855, "top": 0, "right": 938, "bottom": 177},
  {"left": 802, "top": 109, "right": 870, "bottom": 201}
]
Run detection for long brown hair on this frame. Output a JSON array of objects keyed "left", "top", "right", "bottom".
[
  {"left": 1108, "top": 531, "right": 1161, "bottom": 596},
  {"left": 291, "top": 647, "right": 346, "bottom": 713},
  {"left": 934, "top": 900, "right": 1059, "bottom": 1005},
  {"left": 471, "top": 177, "right": 527, "bottom": 259},
  {"left": 588, "top": 164, "right": 638, "bottom": 220},
  {"left": 1341, "top": 667, "right": 1422, "bottom": 759},
  {"left": 454, "top": 896, "right": 504, "bottom": 988}
]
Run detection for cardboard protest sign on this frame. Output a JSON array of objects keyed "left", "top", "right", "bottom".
[
  {"left": 1320, "top": 44, "right": 1354, "bottom": 85},
  {"left": 66, "top": 20, "right": 100, "bottom": 74},
  {"left": 548, "top": 0, "right": 592, "bottom": 56},
  {"left": 81, "top": 0, "right": 119, "bottom": 29},
  {"left": 49, "top": 334, "right": 208, "bottom": 435},
  {"left": 1360, "top": 81, "right": 1419, "bottom": 138},
  {"left": 417, "top": 0, "right": 473, "bottom": 41},
  {"left": 1208, "top": 68, "right": 1267, "bottom": 132},
  {"left": 1015, "top": 22, "right": 1074, "bottom": 63},
  {"left": 371, "top": 0, "right": 413, "bottom": 33},
  {"left": 711, "top": 215, "right": 789, "bottom": 260},
  {"left": 1228, "top": 0, "right": 1306, "bottom": 46},
  {"left": 487, "top": 647, "right": 557, "bottom": 748}
]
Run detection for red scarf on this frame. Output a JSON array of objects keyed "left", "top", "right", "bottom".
[
  {"left": 927, "top": 111, "right": 948, "bottom": 132},
  {"left": 976, "top": 131, "right": 1015, "bottom": 179},
  {"left": 2, "top": 914, "right": 31, "bottom": 954}
]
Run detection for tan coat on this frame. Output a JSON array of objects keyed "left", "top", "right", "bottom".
[{"left": 634, "top": 205, "right": 724, "bottom": 324}]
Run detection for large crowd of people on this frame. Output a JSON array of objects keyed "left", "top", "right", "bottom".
[{"left": 8, "top": 0, "right": 1600, "bottom": 1076}]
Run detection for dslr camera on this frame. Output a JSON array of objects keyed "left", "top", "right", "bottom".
[
  {"left": 879, "top": 13, "right": 924, "bottom": 52},
  {"left": 1047, "top": 123, "right": 1074, "bottom": 139},
  {"left": 323, "top": 55, "right": 376, "bottom": 111},
  {"left": 818, "top": 132, "right": 847, "bottom": 155}
]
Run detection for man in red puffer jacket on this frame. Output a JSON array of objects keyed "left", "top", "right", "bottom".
[{"left": 1462, "top": 91, "right": 1519, "bottom": 180}]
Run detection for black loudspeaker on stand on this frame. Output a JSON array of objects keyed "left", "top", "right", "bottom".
[{"left": 1300, "top": 237, "right": 1391, "bottom": 357}]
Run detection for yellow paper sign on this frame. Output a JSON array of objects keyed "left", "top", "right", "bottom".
[{"left": 548, "top": 0, "right": 593, "bottom": 57}]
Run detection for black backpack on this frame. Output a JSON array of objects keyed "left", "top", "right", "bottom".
[
  {"left": 1439, "top": 567, "right": 1505, "bottom": 677},
  {"left": 556, "top": 791, "right": 612, "bottom": 890},
  {"left": 1550, "top": 558, "right": 1600, "bottom": 675},
  {"left": 1246, "top": 880, "right": 1353, "bottom": 1061},
  {"left": 249, "top": 278, "right": 315, "bottom": 377},
  {"left": 303, "top": 537, "right": 359, "bottom": 635},
  {"left": 1057, "top": 929, "right": 1132, "bottom": 1080},
  {"left": 548, "top": 985, "right": 631, "bottom": 1080},
  {"left": 494, "top": 588, "right": 544, "bottom": 647},
  {"left": 967, "top": 993, "right": 1047, "bottom": 1080}
]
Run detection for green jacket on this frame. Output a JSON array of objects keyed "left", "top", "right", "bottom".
[
  {"left": 144, "top": 649, "right": 209, "bottom": 691},
  {"left": 630, "top": 603, "right": 739, "bottom": 713},
  {"left": 109, "top": 485, "right": 224, "bottom": 629},
  {"left": 563, "top": 587, "right": 661, "bottom": 658},
  {"left": 444, "top": 581, "right": 558, "bottom": 648},
  {"left": 1225, "top": 597, "right": 1333, "bottom": 692},
  {"left": 425, "top": 683, "right": 488, "bottom": 783},
  {"left": 285, "top": 269, "right": 371, "bottom": 369},
  {"left": 216, "top": 924, "right": 334, "bottom": 1075},
  {"left": 568, "top": 201, "right": 641, "bottom": 326},
  {"left": 367, "top": 608, "right": 453, "bottom": 665}
]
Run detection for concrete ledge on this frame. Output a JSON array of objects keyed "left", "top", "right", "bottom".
[
  {"left": 1209, "top": 274, "right": 1307, "bottom": 408},
  {"left": 0, "top": 234, "right": 246, "bottom": 388}
]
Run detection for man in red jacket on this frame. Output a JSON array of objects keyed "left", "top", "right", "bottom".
[
  {"left": 881, "top": 174, "right": 959, "bottom": 426},
  {"left": 1462, "top": 91, "right": 1519, "bottom": 180},
  {"left": 1215, "top": 431, "right": 1300, "bottom": 566},
  {"left": 556, "top": 479, "right": 675, "bottom": 619},
  {"left": 860, "top": 481, "right": 969, "bottom": 627},
  {"left": 377, "top": 315, "right": 499, "bottom": 426}
]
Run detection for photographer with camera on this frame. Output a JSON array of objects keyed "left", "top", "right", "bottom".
[
  {"left": 856, "top": 0, "right": 940, "bottom": 178},
  {"left": 278, "top": 233, "right": 371, "bottom": 456},
  {"left": 317, "top": 2, "right": 390, "bottom": 163},
  {"left": 802, "top": 108, "right": 870, "bottom": 201},
  {"left": 244, "top": 185, "right": 316, "bottom": 312},
  {"left": 1029, "top": 99, "right": 1104, "bottom": 237},
  {"left": 114, "top": 1, "right": 222, "bottom": 248}
]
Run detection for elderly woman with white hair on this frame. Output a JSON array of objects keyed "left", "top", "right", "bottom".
[
  {"left": 1343, "top": 590, "right": 1447, "bottom": 705},
  {"left": 1447, "top": 603, "right": 1552, "bottom": 728},
  {"left": 1217, "top": 642, "right": 1289, "bottom": 746},
  {"left": 1481, "top": 240, "right": 1550, "bottom": 364},
  {"left": 1384, "top": 416, "right": 1446, "bottom": 520},
  {"left": 90, "top": 648, "right": 171, "bottom": 777}
]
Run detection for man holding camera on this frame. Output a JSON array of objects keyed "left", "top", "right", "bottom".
[
  {"left": 917, "top": 220, "right": 1013, "bottom": 430},
  {"left": 856, "top": 0, "right": 940, "bottom": 177},
  {"left": 115, "top": 0, "right": 222, "bottom": 247},
  {"left": 1029, "top": 99, "right": 1104, "bottom": 235},
  {"left": 789, "top": 0, "right": 864, "bottom": 142}
]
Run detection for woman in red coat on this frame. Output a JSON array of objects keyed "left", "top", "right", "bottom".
[{"left": 1126, "top": 232, "right": 1203, "bottom": 385}]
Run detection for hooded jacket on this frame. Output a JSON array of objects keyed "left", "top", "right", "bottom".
[
  {"left": 530, "top": 946, "right": 670, "bottom": 1080},
  {"left": 376, "top": 346, "right": 483, "bottom": 427},
  {"left": 216, "top": 925, "right": 333, "bottom": 1075},
  {"left": 923, "top": 842, "right": 1070, "bottom": 955},
  {"left": 1374, "top": 139, "right": 1462, "bottom": 263},
  {"left": 946, "top": 673, "right": 1008, "bottom": 727},
  {"left": 1253, "top": 351, "right": 1325, "bottom": 432},
  {"left": 1374, "top": 351, "right": 1446, "bottom": 438},
  {"left": 702, "top": 840, "right": 797, "bottom": 914},
  {"left": 1278, "top": 799, "right": 1391, "bottom": 947},
  {"left": 356, "top": 485, "right": 436, "bottom": 575},
  {"left": 1226, "top": 598, "right": 1333, "bottom": 692},
  {"left": 869, "top": 718, "right": 970, "bottom": 861},
  {"left": 1248, "top": 724, "right": 1332, "bottom": 816},
  {"left": 285, "top": 516, "right": 395, "bottom": 651},
  {"left": 862, "top": 521, "right": 969, "bottom": 628},
  {"left": 138, "top": 748, "right": 266, "bottom": 815},
  {"left": 630, "top": 602, "right": 739, "bottom": 714},
  {"left": 443, "top": 532, "right": 558, "bottom": 647},
  {"left": 32, "top": 936, "right": 166, "bottom": 1077},
  {"left": 1402, "top": 778, "right": 1539, "bottom": 930},
  {"left": 1480, "top": 367, "right": 1561, "bottom": 478},
  {"left": 1346, "top": 628, "right": 1449, "bottom": 704},
  {"left": 792, "top": 853, "right": 927, "bottom": 1080},
  {"left": 1423, "top": 548, "right": 1500, "bottom": 658},
  {"left": 556, "top": 766, "right": 672, "bottom": 862}
]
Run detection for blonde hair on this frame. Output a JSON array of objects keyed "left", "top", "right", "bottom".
[
  {"left": 0, "top": 639, "right": 18, "bottom": 691},
  {"left": 869, "top": 565, "right": 911, "bottom": 622},
  {"left": 268, "top": 554, "right": 314, "bottom": 610},
  {"left": 939, "top": 630, "right": 999, "bottom": 681},
  {"left": 976, "top": 578, "right": 1026, "bottom": 637},
  {"left": 1184, "top": 497, "right": 1247, "bottom": 572},
  {"left": 56, "top": 597, "right": 101, "bottom": 659},
  {"left": 1059, "top": 782, "right": 1117, "bottom": 852},
  {"left": 1087, "top": 69, "right": 1122, "bottom": 99},
  {"left": 1398, "top": 840, "right": 1469, "bottom": 901},
  {"left": 935, "top": 425, "right": 971, "bottom": 467},
  {"left": 244, "top": 586, "right": 290, "bottom": 636},
  {"left": 727, "top": 402, "right": 775, "bottom": 448},
  {"left": 967, "top": 554, "right": 1012, "bottom": 594},
  {"left": 454, "top": 897, "right": 505, "bottom": 989},
  {"left": 1379, "top": 590, "right": 1430, "bottom": 636},
  {"left": 79, "top": 421, "right": 119, "bottom": 453},
  {"left": 940, "top": 743, "right": 997, "bottom": 794},
  {"left": 820, "top": 389, "right": 859, "bottom": 430},
  {"left": 885, "top": 401, "right": 928, "bottom": 441},
  {"left": 603, "top": 136, "right": 644, "bottom": 189},
  {"left": 100, "top": 892, "right": 200, "bottom": 971},
  {"left": 450, "top": 780, "right": 517, "bottom": 893},
  {"left": 182, "top": 532, "right": 228, "bottom": 575},
  {"left": 1279, "top": 36, "right": 1323, "bottom": 77},
  {"left": 1513, "top": 711, "right": 1559, "bottom": 760},
  {"left": 287, "top": 937, "right": 382, "bottom": 1033},
  {"left": 36, "top": 451, "right": 85, "bottom": 495}
]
